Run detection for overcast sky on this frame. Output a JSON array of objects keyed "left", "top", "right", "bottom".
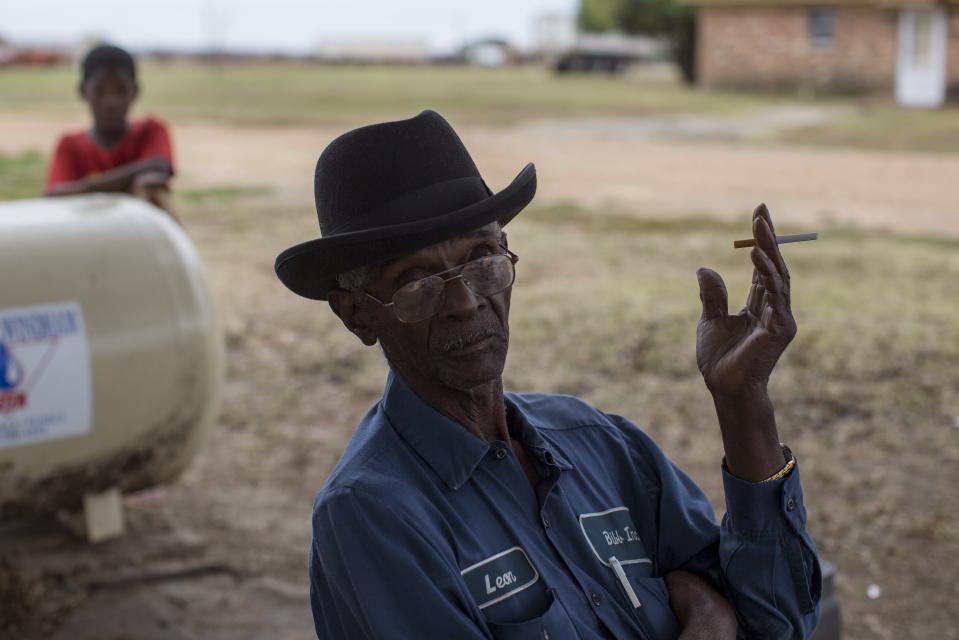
[{"left": 1, "top": 0, "right": 579, "bottom": 54}]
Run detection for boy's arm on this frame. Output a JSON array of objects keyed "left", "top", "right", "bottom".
[
  {"left": 47, "top": 156, "right": 171, "bottom": 196},
  {"left": 139, "top": 118, "right": 175, "bottom": 174}
]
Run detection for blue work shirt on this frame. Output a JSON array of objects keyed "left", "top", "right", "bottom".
[{"left": 309, "top": 372, "right": 821, "bottom": 639}]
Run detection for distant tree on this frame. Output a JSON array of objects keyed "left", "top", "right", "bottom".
[
  {"left": 619, "top": 0, "right": 696, "bottom": 83},
  {"left": 577, "top": 0, "right": 621, "bottom": 33},
  {"left": 577, "top": 0, "right": 697, "bottom": 84}
]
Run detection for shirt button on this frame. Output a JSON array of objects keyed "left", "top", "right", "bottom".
[
  {"left": 542, "top": 516, "right": 551, "bottom": 529},
  {"left": 786, "top": 497, "right": 797, "bottom": 512},
  {"left": 494, "top": 448, "right": 507, "bottom": 460},
  {"left": 591, "top": 592, "right": 602, "bottom": 607}
]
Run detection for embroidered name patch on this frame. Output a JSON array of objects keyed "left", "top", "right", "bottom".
[
  {"left": 578, "top": 506, "right": 651, "bottom": 567},
  {"left": 461, "top": 547, "right": 539, "bottom": 609}
]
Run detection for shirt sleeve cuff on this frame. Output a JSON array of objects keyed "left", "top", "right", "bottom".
[{"left": 722, "top": 460, "right": 807, "bottom": 539}]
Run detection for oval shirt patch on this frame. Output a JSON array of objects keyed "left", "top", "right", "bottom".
[
  {"left": 461, "top": 546, "right": 540, "bottom": 609},
  {"left": 578, "top": 506, "right": 651, "bottom": 567}
]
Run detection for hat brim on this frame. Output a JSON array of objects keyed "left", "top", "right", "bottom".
[{"left": 275, "top": 163, "right": 536, "bottom": 301}]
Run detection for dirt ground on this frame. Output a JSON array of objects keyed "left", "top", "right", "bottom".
[
  {"left": 3, "top": 112, "right": 959, "bottom": 237},
  {"left": 2, "top": 113, "right": 958, "bottom": 640}
]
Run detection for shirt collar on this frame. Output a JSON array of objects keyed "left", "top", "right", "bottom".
[
  {"left": 382, "top": 371, "right": 490, "bottom": 491},
  {"left": 504, "top": 396, "right": 574, "bottom": 472},
  {"left": 381, "top": 371, "right": 572, "bottom": 490}
]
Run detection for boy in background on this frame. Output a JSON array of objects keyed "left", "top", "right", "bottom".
[{"left": 46, "top": 44, "right": 178, "bottom": 222}]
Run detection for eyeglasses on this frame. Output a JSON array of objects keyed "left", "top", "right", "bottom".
[{"left": 362, "top": 247, "right": 519, "bottom": 323}]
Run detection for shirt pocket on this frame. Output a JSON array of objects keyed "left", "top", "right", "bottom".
[{"left": 486, "top": 589, "right": 581, "bottom": 640}]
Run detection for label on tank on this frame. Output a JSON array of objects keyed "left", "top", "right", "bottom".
[{"left": 0, "top": 301, "right": 92, "bottom": 448}]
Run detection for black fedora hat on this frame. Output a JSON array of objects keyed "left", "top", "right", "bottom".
[{"left": 274, "top": 110, "right": 536, "bottom": 300}]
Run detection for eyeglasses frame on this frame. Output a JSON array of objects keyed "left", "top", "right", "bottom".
[{"left": 360, "top": 245, "right": 519, "bottom": 322}]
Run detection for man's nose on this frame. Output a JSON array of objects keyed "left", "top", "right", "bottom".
[{"left": 440, "top": 276, "right": 485, "bottom": 320}]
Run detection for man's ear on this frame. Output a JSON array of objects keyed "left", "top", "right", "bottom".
[{"left": 328, "top": 288, "right": 378, "bottom": 347}]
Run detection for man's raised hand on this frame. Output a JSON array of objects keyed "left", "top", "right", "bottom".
[{"left": 695, "top": 203, "right": 797, "bottom": 398}]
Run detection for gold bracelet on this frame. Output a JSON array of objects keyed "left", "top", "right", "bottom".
[{"left": 760, "top": 445, "right": 796, "bottom": 483}]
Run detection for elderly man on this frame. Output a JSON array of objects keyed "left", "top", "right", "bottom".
[{"left": 276, "top": 111, "right": 821, "bottom": 639}]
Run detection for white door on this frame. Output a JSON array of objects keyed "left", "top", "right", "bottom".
[{"left": 895, "top": 8, "right": 947, "bottom": 107}]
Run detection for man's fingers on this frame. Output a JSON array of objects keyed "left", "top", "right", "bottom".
[
  {"left": 751, "top": 245, "right": 798, "bottom": 339},
  {"left": 736, "top": 325, "right": 773, "bottom": 364},
  {"left": 754, "top": 209, "right": 791, "bottom": 284},
  {"left": 754, "top": 202, "right": 775, "bottom": 235},
  {"left": 750, "top": 245, "right": 777, "bottom": 281},
  {"left": 762, "top": 300, "right": 773, "bottom": 327},
  {"left": 745, "top": 283, "right": 764, "bottom": 318},
  {"left": 758, "top": 215, "right": 790, "bottom": 282},
  {"left": 745, "top": 269, "right": 764, "bottom": 317},
  {"left": 751, "top": 247, "right": 789, "bottom": 315},
  {"left": 697, "top": 268, "right": 728, "bottom": 321}
]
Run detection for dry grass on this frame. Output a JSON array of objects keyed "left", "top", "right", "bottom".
[
  {"left": 0, "top": 63, "right": 777, "bottom": 127},
  {"left": 0, "top": 152, "right": 45, "bottom": 199},
  {"left": 773, "top": 105, "right": 959, "bottom": 153},
  {"left": 2, "top": 62, "right": 957, "bottom": 152}
]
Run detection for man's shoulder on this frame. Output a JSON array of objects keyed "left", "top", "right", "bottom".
[
  {"left": 506, "top": 391, "right": 618, "bottom": 432},
  {"left": 316, "top": 404, "right": 394, "bottom": 491},
  {"left": 507, "top": 391, "right": 664, "bottom": 466},
  {"left": 311, "top": 403, "right": 427, "bottom": 517}
]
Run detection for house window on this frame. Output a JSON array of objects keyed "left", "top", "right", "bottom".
[{"left": 808, "top": 8, "right": 835, "bottom": 48}]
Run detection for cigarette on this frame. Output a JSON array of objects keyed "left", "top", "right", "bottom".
[{"left": 734, "top": 232, "right": 818, "bottom": 249}]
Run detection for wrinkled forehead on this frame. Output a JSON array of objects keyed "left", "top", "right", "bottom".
[
  {"left": 378, "top": 223, "right": 505, "bottom": 277},
  {"left": 442, "top": 222, "right": 504, "bottom": 247}
]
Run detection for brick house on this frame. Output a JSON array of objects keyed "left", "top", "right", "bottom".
[{"left": 690, "top": 0, "right": 959, "bottom": 106}]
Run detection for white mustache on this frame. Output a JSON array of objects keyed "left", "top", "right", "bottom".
[{"left": 435, "top": 326, "right": 503, "bottom": 353}]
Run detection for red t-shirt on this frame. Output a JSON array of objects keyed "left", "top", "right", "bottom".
[{"left": 45, "top": 116, "right": 175, "bottom": 192}]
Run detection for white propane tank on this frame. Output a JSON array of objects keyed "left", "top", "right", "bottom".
[{"left": 0, "top": 194, "right": 222, "bottom": 517}]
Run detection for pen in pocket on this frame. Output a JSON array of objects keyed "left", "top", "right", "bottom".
[{"left": 609, "top": 556, "right": 642, "bottom": 609}]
